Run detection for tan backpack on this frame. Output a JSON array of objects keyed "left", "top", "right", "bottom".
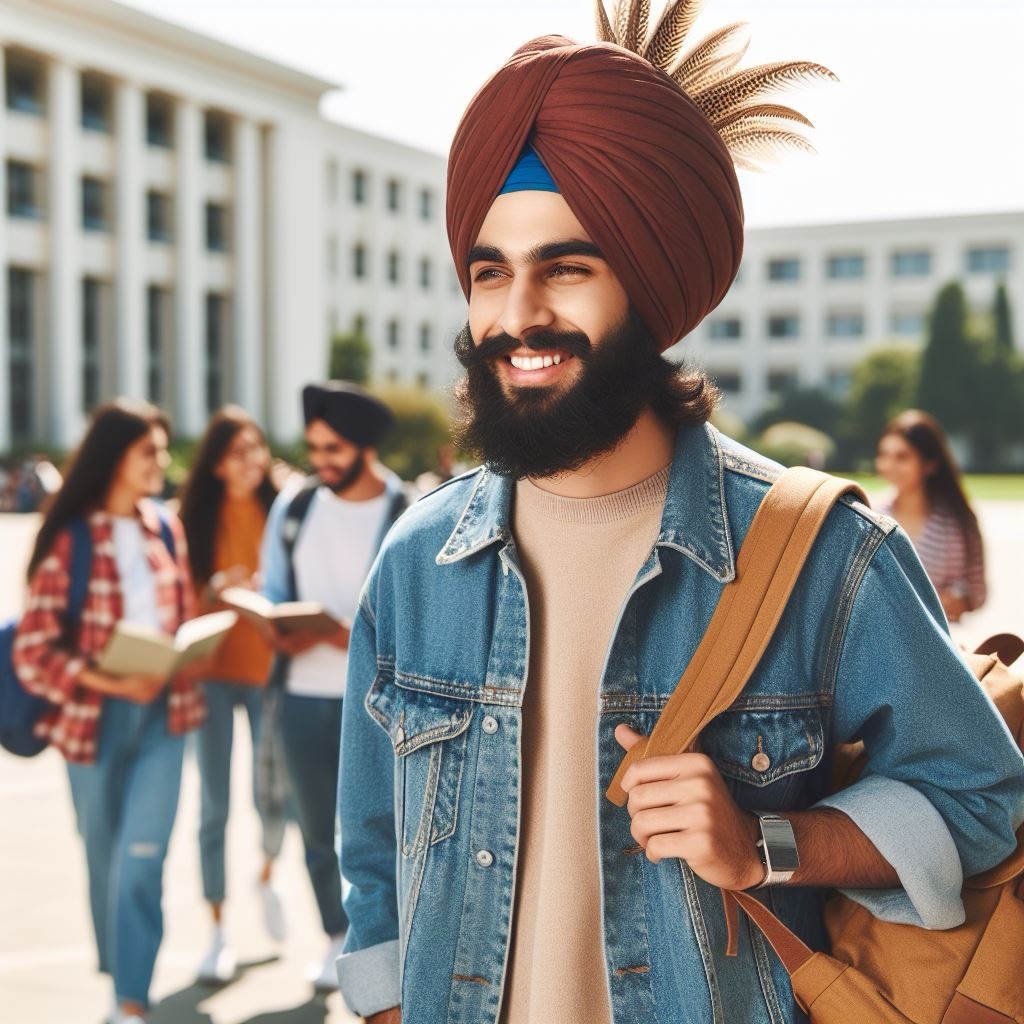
[{"left": 607, "top": 468, "right": 1024, "bottom": 1024}]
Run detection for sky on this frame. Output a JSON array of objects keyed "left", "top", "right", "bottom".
[{"left": 120, "top": 0, "right": 1024, "bottom": 228}]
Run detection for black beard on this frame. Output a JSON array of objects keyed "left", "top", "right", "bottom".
[
  {"left": 325, "top": 451, "right": 365, "bottom": 494},
  {"left": 452, "top": 313, "right": 662, "bottom": 479}
]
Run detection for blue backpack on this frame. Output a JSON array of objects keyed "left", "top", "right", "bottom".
[{"left": 0, "top": 518, "right": 93, "bottom": 757}]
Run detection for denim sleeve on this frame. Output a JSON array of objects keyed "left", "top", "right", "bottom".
[
  {"left": 335, "top": 587, "right": 401, "bottom": 1016},
  {"left": 814, "top": 526, "right": 1024, "bottom": 928},
  {"left": 260, "top": 488, "right": 293, "bottom": 605}
]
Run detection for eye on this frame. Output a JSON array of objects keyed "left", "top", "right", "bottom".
[
  {"left": 471, "top": 266, "right": 506, "bottom": 283},
  {"left": 548, "top": 263, "right": 591, "bottom": 279}
]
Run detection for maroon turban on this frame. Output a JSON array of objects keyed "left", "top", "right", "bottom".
[{"left": 447, "top": 36, "right": 745, "bottom": 352}]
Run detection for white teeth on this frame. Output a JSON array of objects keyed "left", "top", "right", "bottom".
[
  {"left": 509, "top": 353, "right": 566, "bottom": 371},
  {"left": 553, "top": 354, "right": 562, "bottom": 365},
  {"left": 542, "top": 355, "right": 553, "bottom": 368},
  {"left": 530, "top": 356, "right": 544, "bottom": 370}
]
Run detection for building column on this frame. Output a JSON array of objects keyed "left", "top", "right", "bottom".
[
  {"left": 115, "top": 79, "right": 145, "bottom": 402},
  {"left": 48, "top": 60, "right": 84, "bottom": 448},
  {"left": 233, "top": 116, "right": 263, "bottom": 418},
  {"left": 174, "top": 98, "right": 204, "bottom": 436},
  {"left": 0, "top": 45, "right": 10, "bottom": 452}
]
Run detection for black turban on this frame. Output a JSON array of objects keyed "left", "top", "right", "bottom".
[{"left": 302, "top": 382, "right": 394, "bottom": 448}]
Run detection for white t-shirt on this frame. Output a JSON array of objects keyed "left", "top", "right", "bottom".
[
  {"left": 287, "top": 487, "right": 390, "bottom": 699},
  {"left": 111, "top": 516, "right": 162, "bottom": 631}
]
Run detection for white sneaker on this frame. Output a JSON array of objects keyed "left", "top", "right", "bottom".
[
  {"left": 196, "top": 927, "right": 237, "bottom": 984},
  {"left": 306, "top": 934, "right": 346, "bottom": 991},
  {"left": 257, "top": 879, "right": 288, "bottom": 942}
]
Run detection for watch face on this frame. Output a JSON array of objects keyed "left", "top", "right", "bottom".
[{"left": 760, "top": 817, "right": 800, "bottom": 873}]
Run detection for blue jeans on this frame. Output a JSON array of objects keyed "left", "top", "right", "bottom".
[
  {"left": 67, "top": 696, "right": 184, "bottom": 1008},
  {"left": 279, "top": 692, "right": 348, "bottom": 937},
  {"left": 197, "top": 681, "right": 285, "bottom": 904}
]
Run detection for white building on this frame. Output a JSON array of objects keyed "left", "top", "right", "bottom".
[
  {"left": 680, "top": 211, "right": 1024, "bottom": 423},
  {"left": 0, "top": 0, "right": 464, "bottom": 452}
]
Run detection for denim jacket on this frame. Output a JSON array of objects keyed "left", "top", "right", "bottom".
[{"left": 336, "top": 424, "right": 1024, "bottom": 1024}]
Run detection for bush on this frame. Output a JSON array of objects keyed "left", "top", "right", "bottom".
[
  {"left": 372, "top": 386, "right": 453, "bottom": 481},
  {"left": 753, "top": 421, "right": 835, "bottom": 469}
]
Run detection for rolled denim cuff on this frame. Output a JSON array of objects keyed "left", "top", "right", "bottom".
[
  {"left": 814, "top": 774, "right": 965, "bottom": 929},
  {"left": 336, "top": 938, "right": 401, "bottom": 1017}
]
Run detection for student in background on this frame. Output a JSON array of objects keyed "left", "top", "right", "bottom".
[
  {"left": 177, "top": 407, "right": 286, "bottom": 983},
  {"left": 875, "top": 409, "right": 987, "bottom": 622},
  {"left": 14, "top": 399, "right": 203, "bottom": 1024}
]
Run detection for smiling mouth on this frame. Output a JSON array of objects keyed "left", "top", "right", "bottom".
[{"left": 504, "top": 351, "right": 574, "bottom": 372}]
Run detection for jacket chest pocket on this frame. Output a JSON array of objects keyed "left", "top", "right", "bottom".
[
  {"left": 700, "top": 705, "right": 825, "bottom": 813},
  {"left": 366, "top": 675, "right": 473, "bottom": 857}
]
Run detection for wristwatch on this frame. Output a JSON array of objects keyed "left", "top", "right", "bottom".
[{"left": 754, "top": 813, "right": 800, "bottom": 887}]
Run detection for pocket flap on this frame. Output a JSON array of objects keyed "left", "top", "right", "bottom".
[{"left": 366, "top": 675, "right": 473, "bottom": 756}]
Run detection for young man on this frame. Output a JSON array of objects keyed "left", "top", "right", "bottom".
[
  {"left": 335, "top": 18, "right": 1024, "bottom": 1024},
  {"left": 259, "top": 381, "right": 407, "bottom": 990}
]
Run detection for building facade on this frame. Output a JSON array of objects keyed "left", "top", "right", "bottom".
[{"left": 680, "top": 211, "right": 1024, "bottom": 423}]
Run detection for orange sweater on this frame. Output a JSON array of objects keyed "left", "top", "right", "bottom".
[{"left": 199, "top": 495, "right": 274, "bottom": 686}]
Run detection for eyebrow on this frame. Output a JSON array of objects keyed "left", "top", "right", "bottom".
[{"left": 467, "top": 239, "right": 606, "bottom": 268}]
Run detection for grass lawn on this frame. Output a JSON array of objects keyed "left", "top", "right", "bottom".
[{"left": 840, "top": 474, "right": 1024, "bottom": 502}]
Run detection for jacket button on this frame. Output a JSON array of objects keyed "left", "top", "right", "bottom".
[
  {"left": 475, "top": 849, "right": 494, "bottom": 868},
  {"left": 751, "top": 752, "right": 771, "bottom": 773},
  {"left": 482, "top": 715, "right": 498, "bottom": 734}
]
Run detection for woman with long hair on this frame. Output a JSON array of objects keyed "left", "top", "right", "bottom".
[
  {"left": 875, "top": 409, "right": 987, "bottom": 622},
  {"left": 14, "top": 399, "right": 203, "bottom": 1024},
  {"left": 176, "top": 406, "right": 285, "bottom": 982}
]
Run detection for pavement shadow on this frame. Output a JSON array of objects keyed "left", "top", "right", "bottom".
[
  {"left": 240, "top": 992, "right": 330, "bottom": 1023},
  {"left": 149, "top": 955, "right": 280, "bottom": 1024}
]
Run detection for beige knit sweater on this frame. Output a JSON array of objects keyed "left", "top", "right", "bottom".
[{"left": 501, "top": 466, "right": 670, "bottom": 1024}]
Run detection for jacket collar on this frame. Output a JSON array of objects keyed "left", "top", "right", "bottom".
[{"left": 436, "top": 422, "right": 736, "bottom": 582}]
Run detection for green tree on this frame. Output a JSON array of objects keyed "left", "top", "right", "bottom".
[
  {"left": 373, "top": 386, "right": 452, "bottom": 481},
  {"left": 915, "top": 282, "right": 980, "bottom": 437},
  {"left": 994, "top": 280, "right": 1015, "bottom": 355},
  {"left": 839, "top": 347, "right": 919, "bottom": 465},
  {"left": 753, "top": 386, "right": 841, "bottom": 436},
  {"left": 328, "top": 330, "right": 372, "bottom": 384}
]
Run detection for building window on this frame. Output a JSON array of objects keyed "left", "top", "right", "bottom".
[
  {"left": 419, "top": 323, "right": 432, "bottom": 352},
  {"left": 715, "top": 372, "right": 741, "bottom": 394},
  {"left": 82, "top": 278, "right": 103, "bottom": 412},
  {"left": 80, "top": 73, "right": 112, "bottom": 133},
  {"left": 767, "top": 257, "right": 801, "bottom": 282},
  {"left": 145, "top": 94, "right": 173, "bottom": 148},
  {"left": 8, "top": 268, "right": 35, "bottom": 442},
  {"left": 5, "top": 51, "right": 45, "bottom": 116},
  {"left": 767, "top": 370, "right": 799, "bottom": 393},
  {"left": 966, "top": 246, "right": 1011, "bottom": 275},
  {"left": 81, "top": 177, "right": 111, "bottom": 232},
  {"left": 709, "top": 317, "right": 742, "bottom": 341},
  {"left": 353, "top": 243, "right": 368, "bottom": 280},
  {"left": 767, "top": 314, "right": 800, "bottom": 340},
  {"left": 386, "top": 178, "right": 401, "bottom": 213},
  {"left": 352, "top": 168, "right": 368, "bottom": 205},
  {"left": 826, "top": 311, "right": 865, "bottom": 339},
  {"left": 146, "top": 191, "right": 172, "bottom": 243},
  {"left": 205, "top": 293, "right": 225, "bottom": 413},
  {"left": 7, "top": 161, "right": 43, "bottom": 219},
  {"left": 891, "top": 250, "right": 932, "bottom": 277},
  {"left": 419, "top": 257, "right": 432, "bottom": 290},
  {"left": 146, "top": 286, "right": 165, "bottom": 403},
  {"left": 326, "top": 159, "right": 338, "bottom": 203},
  {"left": 204, "top": 111, "right": 231, "bottom": 163},
  {"left": 205, "top": 202, "right": 229, "bottom": 253},
  {"left": 387, "top": 250, "right": 401, "bottom": 284},
  {"left": 387, "top": 319, "right": 401, "bottom": 350},
  {"left": 419, "top": 188, "right": 433, "bottom": 221},
  {"left": 826, "top": 254, "right": 865, "bottom": 280},
  {"left": 890, "top": 310, "right": 925, "bottom": 337},
  {"left": 327, "top": 235, "right": 338, "bottom": 275}
]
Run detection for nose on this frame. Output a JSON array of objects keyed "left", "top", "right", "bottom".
[{"left": 498, "top": 275, "right": 555, "bottom": 341}]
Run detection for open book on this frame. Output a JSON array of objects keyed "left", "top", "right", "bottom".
[
  {"left": 96, "top": 610, "right": 238, "bottom": 679},
  {"left": 219, "top": 587, "right": 341, "bottom": 636}
]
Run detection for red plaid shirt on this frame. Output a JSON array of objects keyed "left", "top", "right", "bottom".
[{"left": 13, "top": 501, "right": 203, "bottom": 763}]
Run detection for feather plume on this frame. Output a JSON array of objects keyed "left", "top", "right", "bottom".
[
  {"left": 595, "top": 0, "right": 616, "bottom": 43},
  {"left": 614, "top": 0, "right": 632, "bottom": 47},
  {"left": 693, "top": 61, "right": 837, "bottom": 124},
  {"left": 719, "top": 123, "right": 817, "bottom": 160},
  {"left": 620, "top": 0, "right": 651, "bottom": 52},
  {"left": 713, "top": 103, "right": 814, "bottom": 131},
  {"left": 644, "top": 0, "right": 705, "bottom": 71},
  {"left": 671, "top": 22, "right": 749, "bottom": 90}
]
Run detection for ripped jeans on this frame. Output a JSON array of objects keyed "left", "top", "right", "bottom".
[{"left": 67, "top": 695, "right": 185, "bottom": 1008}]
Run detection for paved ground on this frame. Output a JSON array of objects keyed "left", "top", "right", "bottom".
[{"left": 1, "top": 502, "right": 1021, "bottom": 1023}]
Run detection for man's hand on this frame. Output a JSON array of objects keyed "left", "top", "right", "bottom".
[
  {"left": 615, "top": 724, "right": 764, "bottom": 891},
  {"left": 173, "top": 654, "right": 218, "bottom": 688},
  {"left": 365, "top": 1009, "right": 400, "bottom": 1024},
  {"left": 273, "top": 627, "right": 327, "bottom": 657}
]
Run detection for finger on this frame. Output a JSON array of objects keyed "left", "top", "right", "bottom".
[
  {"left": 626, "top": 778, "right": 698, "bottom": 815},
  {"left": 629, "top": 804, "right": 711, "bottom": 847},
  {"left": 614, "top": 723, "right": 647, "bottom": 752},
  {"left": 620, "top": 751, "right": 717, "bottom": 793}
]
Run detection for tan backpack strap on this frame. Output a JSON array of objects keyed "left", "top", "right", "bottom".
[
  {"left": 607, "top": 467, "right": 865, "bottom": 805},
  {"left": 722, "top": 889, "right": 816, "bottom": 975}
]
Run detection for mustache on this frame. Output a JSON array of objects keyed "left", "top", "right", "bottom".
[{"left": 454, "top": 325, "right": 592, "bottom": 369}]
